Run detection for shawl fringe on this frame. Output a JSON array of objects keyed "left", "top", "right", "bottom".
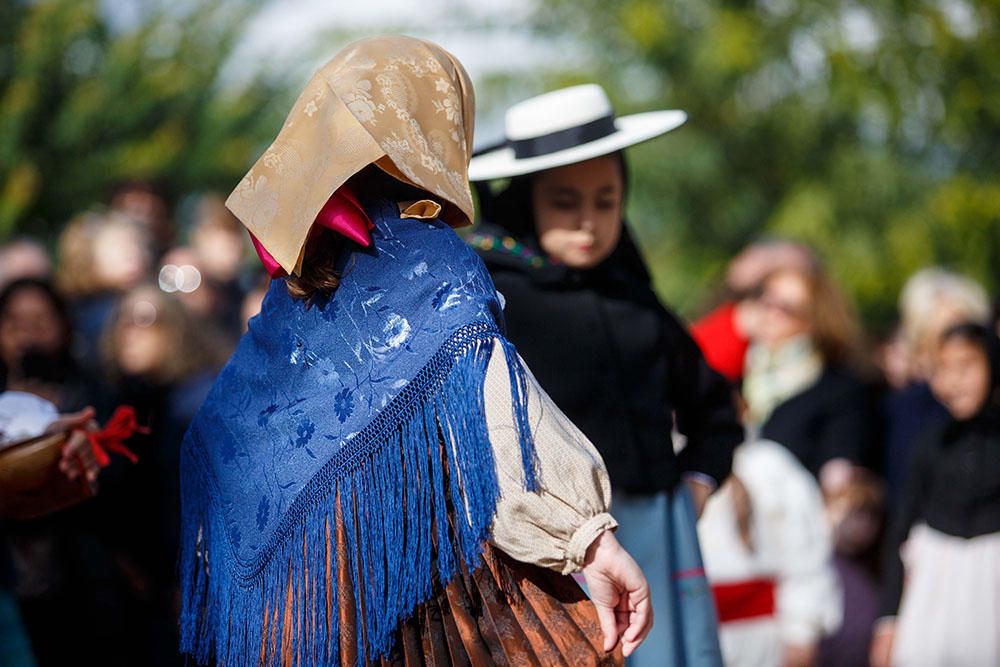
[{"left": 179, "top": 323, "right": 537, "bottom": 665}]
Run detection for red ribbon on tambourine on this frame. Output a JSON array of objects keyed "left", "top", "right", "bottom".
[
  {"left": 84, "top": 405, "right": 149, "bottom": 468},
  {"left": 0, "top": 405, "right": 148, "bottom": 520}
]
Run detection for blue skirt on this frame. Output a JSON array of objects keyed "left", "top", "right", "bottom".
[{"left": 613, "top": 486, "right": 723, "bottom": 667}]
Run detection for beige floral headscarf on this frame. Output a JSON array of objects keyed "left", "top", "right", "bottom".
[{"left": 225, "top": 36, "right": 476, "bottom": 275}]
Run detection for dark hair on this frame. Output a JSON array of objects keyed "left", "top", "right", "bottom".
[
  {"left": 286, "top": 167, "right": 429, "bottom": 304},
  {"left": 476, "top": 150, "right": 630, "bottom": 240},
  {"left": 939, "top": 321, "right": 1000, "bottom": 405},
  {"left": 0, "top": 278, "right": 73, "bottom": 349},
  {"left": 940, "top": 321, "right": 992, "bottom": 348},
  {"left": 475, "top": 151, "right": 658, "bottom": 290},
  {"left": 106, "top": 179, "right": 169, "bottom": 209},
  {"left": 285, "top": 228, "right": 346, "bottom": 304},
  {"left": 475, "top": 174, "right": 535, "bottom": 238},
  {"left": 0, "top": 278, "right": 75, "bottom": 386}
]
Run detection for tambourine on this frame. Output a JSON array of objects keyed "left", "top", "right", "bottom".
[
  {"left": 0, "top": 430, "right": 95, "bottom": 520},
  {"left": 0, "top": 405, "right": 146, "bottom": 521}
]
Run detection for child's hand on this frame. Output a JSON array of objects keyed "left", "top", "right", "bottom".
[
  {"left": 782, "top": 642, "right": 818, "bottom": 667},
  {"left": 869, "top": 620, "right": 896, "bottom": 667},
  {"left": 684, "top": 478, "right": 714, "bottom": 519},
  {"left": 581, "top": 530, "right": 653, "bottom": 657}
]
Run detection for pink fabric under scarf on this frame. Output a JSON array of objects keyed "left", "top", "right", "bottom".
[{"left": 250, "top": 186, "right": 373, "bottom": 278}]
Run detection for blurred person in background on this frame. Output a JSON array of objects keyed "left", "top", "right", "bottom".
[
  {"left": 56, "top": 211, "right": 153, "bottom": 376},
  {"left": 742, "top": 263, "right": 880, "bottom": 493},
  {"left": 97, "top": 284, "right": 223, "bottom": 665},
  {"left": 691, "top": 240, "right": 817, "bottom": 383},
  {"left": 238, "top": 270, "right": 269, "bottom": 333},
  {"left": 0, "top": 281, "right": 128, "bottom": 666},
  {"left": 883, "top": 268, "right": 990, "bottom": 509},
  {"left": 470, "top": 84, "right": 742, "bottom": 666},
  {"left": 0, "top": 542, "right": 33, "bottom": 667},
  {"left": 0, "top": 402, "right": 107, "bottom": 667},
  {"left": 0, "top": 239, "right": 52, "bottom": 289},
  {"left": 698, "top": 392, "right": 841, "bottom": 667},
  {"left": 740, "top": 261, "right": 886, "bottom": 667},
  {"left": 189, "top": 193, "right": 249, "bottom": 337},
  {"left": 818, "top": 468, "right": 884, "bottom": 667},
  {"left": 157, "top": 246, "right": 238, "bottom": 353},
  {"left": 871, "top": 326, "right": 911, "bottom": 393},
  {"left": 107, "top": 180, "right": 175, "bottom": 259},
  {"left": 156, "top": 193, "right": 252, "bottom": 348},
  {"left": 871, "top": 322, "right": 1000, "bottom": 667},
  {"left": 0, "top": 278, "right": 100, "bottom": 412},
  {"left": 157, "top": 246, "right": 212, "bottom": 317},
  {"left": 898, "top": 269, "right": 991, "bottom": 380},
  {"left": 993, "top": 297, "right": 1000, "bottom": 340}
]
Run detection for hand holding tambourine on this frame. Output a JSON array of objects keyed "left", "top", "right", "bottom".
[{"left": 0, "top": 403, "right": 146, "bottom": 521}]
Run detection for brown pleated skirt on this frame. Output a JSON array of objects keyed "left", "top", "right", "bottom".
[
  {"left": 261, "top": 494, "right": 621, "bottom": 666},
  {"left": 370, "top": 545, "right": 621, "bottom": 667}
]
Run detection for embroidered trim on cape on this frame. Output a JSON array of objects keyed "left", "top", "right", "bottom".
[{"left": 467, "top": 232, "right": 548, "bottom": 268}]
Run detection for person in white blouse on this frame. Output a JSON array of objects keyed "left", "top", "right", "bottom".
[{"left": 698, "top": 437, "right": 842, "bottom": 667}]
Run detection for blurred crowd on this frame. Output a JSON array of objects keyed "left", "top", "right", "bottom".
[
  {"left": 690, "top": 242, "right": 1000, "bottom": 666},
  {"left": 0, "top": 185, "right": 998, "bottom": 666},
  {"left": 0, "top": 182, "right": 268, "bottom": 666}
]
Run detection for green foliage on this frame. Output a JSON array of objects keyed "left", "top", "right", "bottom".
[
  {"left": 2, "top": 0, "right": 996, "bottom": 322},
  {"left": 531, "top": 0, "right": 1000, "bottom": 322},
  {"left": 0, "top": 0, "right": 289, "bottom": 240}
]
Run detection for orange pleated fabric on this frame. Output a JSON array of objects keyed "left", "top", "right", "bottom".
[
  {"left": 260, "top": 507, "right": 621, "bottom": 666},
  {"left": 374, "top": 544, "right": 621, "bottom": 667}
]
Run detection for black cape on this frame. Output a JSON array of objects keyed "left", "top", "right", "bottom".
[{"left": 469, "top": 209, "right": 742, "bottom": 494}]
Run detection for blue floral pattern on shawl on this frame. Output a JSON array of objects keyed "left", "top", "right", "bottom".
[{"left": 179, "top": 198, "right": 537, "bottom": 666}]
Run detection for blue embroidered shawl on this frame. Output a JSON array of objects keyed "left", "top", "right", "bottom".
[{"left": 179, "top": 198, "right": 538, "bottom": 666}]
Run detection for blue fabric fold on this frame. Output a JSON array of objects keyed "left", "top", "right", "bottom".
[{"left": 179, "top": 199, "right": 538, "bottom": 666}]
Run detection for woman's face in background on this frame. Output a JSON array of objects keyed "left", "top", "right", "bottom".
[
  {"left": 94, "top": 222, "right": 151, "bottom": 292},
  {"left": 753, "top": 271, "right": 812, "bottom": 348},
  {"left": 0, "top": 287, "right": 65, "bottom": 367},
  {"left": 931, "top": 338, "right": 991, "bottom": 420},
  {"left": 532, "top": 155, "right": 623, "bottom": 269},
  {"left": 115, "top": 296, "right": 170, "bottom": 379}
]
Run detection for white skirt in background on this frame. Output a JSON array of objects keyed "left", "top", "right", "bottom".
[{"left": 892, "top": 524, "right": 1000, "bottom": 667}]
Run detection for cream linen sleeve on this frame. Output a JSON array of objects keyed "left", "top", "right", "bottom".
[{"left": 485, "top": 339, "right": 617, "bottom": 575}]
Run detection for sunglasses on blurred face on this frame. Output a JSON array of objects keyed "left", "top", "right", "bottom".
[{"left": 757, "top": 295, "right": 807, "bottom": 320}]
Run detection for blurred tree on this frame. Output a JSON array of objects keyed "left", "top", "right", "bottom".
[
  {"left": 530, "top": 0, "right": 1000, "bottom": 322},
  {"left": 0, "top": 0, "right": 289, "bottom": 242}
]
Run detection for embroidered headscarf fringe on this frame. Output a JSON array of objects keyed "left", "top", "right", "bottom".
[{"left": 179, "top": 325, "right": 537, "bottom": 666}]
